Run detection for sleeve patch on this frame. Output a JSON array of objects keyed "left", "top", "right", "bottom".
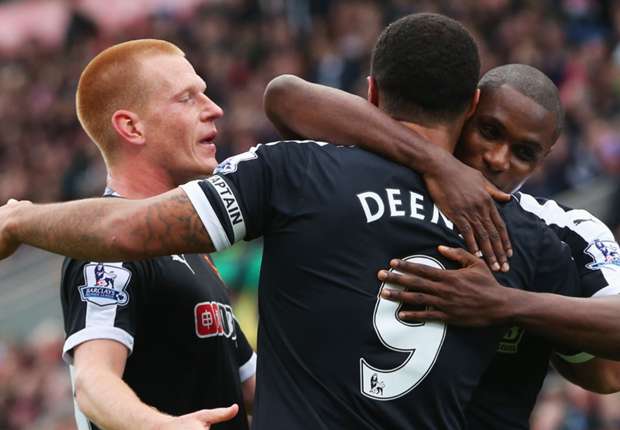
[
  {"left": 79, "top": 263, "right": 131, "bottom": 307},
  {"left": 214, "top": 150, "right": 259, "bottom": 175},
  {"left": 584, "top": 240, "right": 620, "bottom": 270}
]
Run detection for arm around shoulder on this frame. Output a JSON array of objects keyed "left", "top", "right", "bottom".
[{"left": 4, "top": 188, "right": 215, "bottom": 261}]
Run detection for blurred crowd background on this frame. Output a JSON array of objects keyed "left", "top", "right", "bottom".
[{"left": 1, "top": 0, "right": 620, "bottom": 429}]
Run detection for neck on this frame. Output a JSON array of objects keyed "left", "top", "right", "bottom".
[
  {"left": 106, "top": 159, "right": 177, "bottom": 199},
  {"left": 398, "top": 120, "right": 462, "bottom": 154}
]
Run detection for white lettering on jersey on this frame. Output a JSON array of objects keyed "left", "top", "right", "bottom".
[
  {"left": 386, "top": 189, "right": 405, "bottom": 217},
  {"left": 360, "top": 255, "right": 447, "bottom": 400},
  {"left": 356, "top": 188, "right": 453, "bottom": 229},
  {"left": 357, "top": 192, "right": 385, "bottom": 223},
  {"left": 410, "top": 192, "right": 425, "bottom": 220}
]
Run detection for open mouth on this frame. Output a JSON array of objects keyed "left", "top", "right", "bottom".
[{"left": 198, "top": 134, "right": 216, "bottom": 145}]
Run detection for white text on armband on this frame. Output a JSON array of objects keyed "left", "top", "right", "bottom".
[{"left": 207, "top": 175, "right": 246, "bottom": 242}]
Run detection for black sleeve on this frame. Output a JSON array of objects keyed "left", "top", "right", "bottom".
[
  {"left": 529, "top": 226, "right": 580, "bottom": 297},
  {"left": 60, "top": 258, "right": 151, "bottom": 364},
  {"left": 180, "top": 141, "right": 314, "bottom": 250}
]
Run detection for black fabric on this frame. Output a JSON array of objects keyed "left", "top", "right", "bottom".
[
  {"left": 194, "top": 141, "right": 579, "bottom": 430},
  {"left": 61, "top": 252, "right": 252, "bottom": 430},
  {"left": 466, "top": 193, "right": 619, "bottom": 430}
]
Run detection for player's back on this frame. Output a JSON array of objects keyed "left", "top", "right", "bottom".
[{"left": 181, "top": 141, "right": 579, "bottom": 430}]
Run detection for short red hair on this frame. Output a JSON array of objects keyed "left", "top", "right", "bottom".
[{"left": 76, "top": 39, "right": 184, "bottom": 161}]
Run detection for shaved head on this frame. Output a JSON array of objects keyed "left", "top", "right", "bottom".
[{"left": 478, "top": 64, "right": 563, "bottom": 140}]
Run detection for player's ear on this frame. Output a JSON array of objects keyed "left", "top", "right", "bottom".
[
  {"left": 111, "top": 110, "right": 146, "bottom": 146},
  {"left": 465, "top": 88, "right": 480, "bottom": 119},
  {"left": 367, "top": 76, "right": 379, "bottom": 107}
]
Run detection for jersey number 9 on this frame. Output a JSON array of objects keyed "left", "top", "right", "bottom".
[{"left": 360, "top": 255, "right": 447, "bottom": 400}]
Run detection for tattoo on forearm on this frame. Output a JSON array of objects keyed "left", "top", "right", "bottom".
[{"left": 130, "top": 190, "right": 212, "bottom": 256}]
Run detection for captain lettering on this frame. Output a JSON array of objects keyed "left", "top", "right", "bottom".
[
  {"left": 207, "top": 176, "right": 244, "bottom": 226},
  {"left": 357, "top": 189, "right": 453, "bottom": 229}
]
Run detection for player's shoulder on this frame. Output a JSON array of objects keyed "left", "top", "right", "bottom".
[
  {"left": 515, "top": 192, "right": 613, "bottom": 238},
  {"left": 498, "top": 195, "right": 554, "bottom": 237},
  {"left": 498, "top": 196, "right": 571, "bottom": 266}
]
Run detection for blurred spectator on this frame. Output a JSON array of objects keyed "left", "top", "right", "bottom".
[{"left": 2, "top": 0, "right": 620, "bottom": 428}]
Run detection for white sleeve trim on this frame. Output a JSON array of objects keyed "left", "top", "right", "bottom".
[
  {"left": 592, "top": 284, "right": 620, "bottom": 297},
  {"left": 63, "top": 326, "right": 134, "bottom": 364},
  {"left": 239, "top": 352, "right": 257, "bottom": 383},
  {"left": 179, "top": 181, "right": 231, "bottom": 251},
  {"left": 555, "top": 351, "right": 595, "bottom": 364}
]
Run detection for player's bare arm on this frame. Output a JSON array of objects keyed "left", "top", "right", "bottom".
[
  {"left": 0, "top": 188, "right": 213, "bottom": 261},
  {"left": 264, "top": 74, "right": 512, "bottom": 271},
  {"left": 379, "top": 245, "right": 620, "bottom": 360},
  {"left": 552, "top": 355, "right": 620, "bottom": 395},
  {"left": 72, "top": 340, "right": 239, "bottom": 430}
]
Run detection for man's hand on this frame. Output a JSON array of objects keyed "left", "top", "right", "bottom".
[
  {"left": 424, "top": 151, "right": 512, "bottom": 272},
  {"left": 378, "top": 245, "right": 515, "bottom": 326},
  {"left": 0, "top": 199, "right": 28, "bottom": 260},
  {"left": 155, "top": 405, "right": 239, "bottom": 430}
]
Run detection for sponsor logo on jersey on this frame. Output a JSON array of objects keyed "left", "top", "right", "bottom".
[
  {"left": 585, "top": 239, "right": 620, "bottom": 270},
  {"left": 194, "top": 301, "right": 238, "bottom": 340},
  {"left": 79, "top": 263, "right": 131, "bottom": 307},
  {"left": 497, "top": 326, "right": 525, "bottom": 354}
]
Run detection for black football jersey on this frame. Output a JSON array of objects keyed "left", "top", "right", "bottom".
[
  {"left": 466, "top": 193, "right": 620, "bottom": 430},
  {"left": 61, "top": 251, "right": 255, "bottom": 430},
  {"left": 180, "top": 141, "right": 580, "bottom": 430}
]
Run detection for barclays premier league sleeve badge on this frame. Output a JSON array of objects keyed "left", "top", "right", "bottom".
[
  {"left": 585, "top": 240, "right": 620, "bottom": 270},
  {"left": 79, "top": 263, "right": 131, "bottom": 307}
]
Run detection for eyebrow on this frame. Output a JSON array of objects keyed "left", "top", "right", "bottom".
[
  {"left": 174, "top": 81, "right": 207, "bottom": 98},
  {"left": 480, "top": 114, "right": 544, "bottom": 153},
  {"left": 516, "top": 139, "right": 543, "bottom": 153}
]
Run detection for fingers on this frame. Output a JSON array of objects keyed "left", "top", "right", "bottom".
[
  {"left": 387, "top": 259, "right": 447, "bottom": 282},
  {"left": 467, "top": 213, "right": 501, "bottom": 272},
  {"left": 191, "top": 404, "right": 239, "bottom": 424},
  {"left": 455, "top": 219, "right": 482, "bottom": 258},
  {"left": 379, "top": 270, "right": 442, "bottom": 294},
  {"left": 398, "top": 309, "right": 450, "bottom": 322},
  {"left": 480, "top": 207, "right": 509, "bottom": 272},
  {"left": 490, "top": 204, "right": 512, "bottom": 259},
  {"left": 436, "top": 246, "right": 478, "bottom": 267},
  {"left": 381, "top": 287, "right": 443, "bottom": 308},
  {"left": 485, "top": 182, "right": 511, "bottom": 202}
]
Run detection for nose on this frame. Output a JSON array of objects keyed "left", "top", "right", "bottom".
[
  {"left": 199, "top": 94, "right": 224, "bottom": 121},
  {"left": 483, "top": 142, "right": 510, "bottom": 173}
]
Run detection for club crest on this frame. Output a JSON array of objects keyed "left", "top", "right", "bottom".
[
  {"left": 585, "top": 240, "right": 620, "bottom": 270},
  {"left": 79, "top": 263, "right": 131, "bottom": 307}
]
